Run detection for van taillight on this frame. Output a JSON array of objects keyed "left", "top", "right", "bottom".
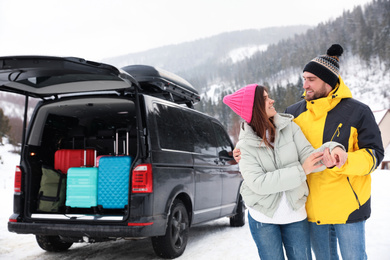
[
  {"left": 132, "top": 164, "right": 153, "bottom": 193},
  {"left": 14, "top": 166, "right": 22, "bottom": 193}
]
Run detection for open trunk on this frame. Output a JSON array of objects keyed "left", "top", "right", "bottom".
[{"left": 25, "top": 96, "right": 138, "bottom": 222}]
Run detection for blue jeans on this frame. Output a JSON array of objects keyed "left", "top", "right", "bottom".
[
  {"left": 248, "top": 213, "right": 312, "bottom": 260},
  {"left": 309, "top": 221, "right": 367, "bottom": 260}
]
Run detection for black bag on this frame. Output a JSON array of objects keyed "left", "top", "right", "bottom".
[{"left": 37, "top": 165, "right": 66, "bottom": 212}]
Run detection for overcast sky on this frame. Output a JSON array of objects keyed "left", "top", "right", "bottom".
[{"left": 0, "top": 0, "right": 374, "bottom": 61}]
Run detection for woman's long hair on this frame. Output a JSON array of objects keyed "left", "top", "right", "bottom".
[{"left": 246, "top": 85, "right": 275, "bottom": 148}]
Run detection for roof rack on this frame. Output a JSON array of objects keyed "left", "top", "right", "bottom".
[{"left": 121, "top": 65, "right": 200, "bottom": 107}]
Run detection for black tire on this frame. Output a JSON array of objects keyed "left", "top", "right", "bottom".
[
  {"left": 230, "top": 195, "right": 245, "bottom": 227},
  {"left": 36, "top": 235, "right": 73, "bottom": 252},
  {"left": 151, "top": 199, "right": 189, "bottom": 259}
]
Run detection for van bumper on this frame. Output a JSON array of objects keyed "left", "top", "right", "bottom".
[{"left": 8, "top": 220, "right": 165, "bottom": 238}]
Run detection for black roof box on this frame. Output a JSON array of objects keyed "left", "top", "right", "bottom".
[{"left": 122, "top": 65, "right": 200, "bottom": 106}]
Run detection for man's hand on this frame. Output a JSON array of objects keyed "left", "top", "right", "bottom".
[
  {"left": 331, "top": 146, "right": 348, "bottom": 168},
  {"left": 233, "top": 148, "right": 241, "bottom": 163},
  {"left": 322, "top": 147, "right": 348, "bottom": 168}
]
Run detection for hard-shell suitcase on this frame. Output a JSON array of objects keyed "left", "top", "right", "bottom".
[
  {"left": 54, "top": 149, "right": 96, "bottom": 174},
  {"left": 65, "top": 167, "right": 98, "bottom": 208},
  {"left": 98, "top": 156, "right": 132, "bottom": 208},
  {"left": 97, "top": 129, "right": 132, "bottom": 209}
]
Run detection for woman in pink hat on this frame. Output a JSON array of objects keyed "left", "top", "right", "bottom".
[{"left": 223, "top": 84, "right": 347, "bottom": 260}]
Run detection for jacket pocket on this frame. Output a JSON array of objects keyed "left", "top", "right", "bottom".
[{"left": 347, "top": 177, "right": 361, "bottom": 207}]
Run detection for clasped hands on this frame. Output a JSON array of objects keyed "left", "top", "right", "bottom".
[
  {"left": 233, "top": 146, "right": 348, "bottom": 175},
  {"left": 302, "top": 147, "right": 347, "bottom": 175}
]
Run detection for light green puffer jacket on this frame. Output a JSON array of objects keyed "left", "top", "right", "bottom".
[{"left": 236, "top": 113, "right": 343, "bottom": 218}]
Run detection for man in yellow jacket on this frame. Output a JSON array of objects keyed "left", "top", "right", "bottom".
[
  {"left": 235, "top": 44, "right": 384, "bottom": 259},
  {"left": 285, "top": 44, "right": 384, "bottom": 259}
]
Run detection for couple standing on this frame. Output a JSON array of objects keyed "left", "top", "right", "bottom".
[{"left": 223, "top": 44, "right": 384, "bottom": 260}]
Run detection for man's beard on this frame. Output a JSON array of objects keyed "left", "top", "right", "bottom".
[{"left": 305, "top": 82, "right": 329, "bottom": 101}]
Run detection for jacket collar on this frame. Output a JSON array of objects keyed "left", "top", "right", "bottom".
[
  {"left": 239, "top": 113, "right": 294, "bottom": 147},
  {"left": 305, "top": 76, "right": 352, "bottom": 117}
]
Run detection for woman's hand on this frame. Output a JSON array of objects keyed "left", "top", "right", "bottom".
[
  {"left": 302, "top": 151, "right": 324, "bottom": 175},
  {"left": 233, "top": 148, "right": 241, "bottom": 163}
]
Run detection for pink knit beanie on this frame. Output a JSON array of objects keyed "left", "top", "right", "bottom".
[{"left": 223, "top": 84, "right": 257, "bottom": 123}]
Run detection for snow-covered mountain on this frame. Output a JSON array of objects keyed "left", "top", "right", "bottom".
[
  {"left": 99, "top": 0, "right": 390, "bottom": 113},
  {"left": 0, "top": 47, "right": 388, "bottom": 123},
  {"left": 102, "top": 26, "right": 310, "bottom": 72},
  {"left": 0, "top": 92, "right": 38, "bottom": 120},
  {"left": 0, "top": 26, "right": 389, "bottom": 122},
  {"left": 202, "top": 48, "right": 389, "bottom": 112}
]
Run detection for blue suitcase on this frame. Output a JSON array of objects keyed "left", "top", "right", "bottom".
[
  {"left": 97, "top": 156, "right": 132, "bottom": 208},
  {"left": 65, "top": 167, "right": 98, "bottom": 208}
]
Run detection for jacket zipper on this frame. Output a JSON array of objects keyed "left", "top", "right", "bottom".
[
  {"left": 347, "top": 177, "right": 361, "bottom": 207},
  {"left": 330, "top": 123, "right": 343, "bottom": 141}
]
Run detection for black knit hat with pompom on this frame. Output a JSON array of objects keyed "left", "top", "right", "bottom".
[{"left": 303, "top": 44, "right": 344, "bottom": 88}]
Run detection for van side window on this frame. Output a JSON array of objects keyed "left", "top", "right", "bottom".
[
  {"left": 191, "top": 113, "right": 217, "bottom": 156},
  {"left": 154, "top": 103, "right": 217, "bottom": 156},
  {"left": 154, "top": 103, "right": 194, "bottom": 152},
  {"left": 212, "top": 122, "right": 234, "bottom": 159}
]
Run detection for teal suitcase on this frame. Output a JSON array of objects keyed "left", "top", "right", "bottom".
[
  {"left": 97, "top": 156, "right": 132, "bottom": 209},
  {"left": 65, "top": 167, "right": 98, "bottom": 208},
  {"left": 97, "top": 128, "right": 132, "bottom": 209}
]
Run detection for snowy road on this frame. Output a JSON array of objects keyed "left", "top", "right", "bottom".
[{"left": 2, "top": 216, "right": 258, "bottom": 260}]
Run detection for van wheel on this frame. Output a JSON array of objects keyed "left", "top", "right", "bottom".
[
  {"left": 36, "top": 235, "right": 73, "bottom": 252},
  {"left": 151, "top": 199, "right": 189, "bottom": 258},
  {"left": 230, "top": 195, "right": 245, "bottom": 227}
]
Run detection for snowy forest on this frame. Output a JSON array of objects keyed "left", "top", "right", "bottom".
[
  {"left": 192, "top": 0, "right": 390, "bottom": 141},
  {"left": 104, "top": 0, "right": 389, "bottom": 142}
]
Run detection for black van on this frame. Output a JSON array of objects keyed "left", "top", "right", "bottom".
[{"left": 2, "top": 56, "right": 244, "bottom": 259}]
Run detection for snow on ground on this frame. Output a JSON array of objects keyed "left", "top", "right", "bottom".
[{"left": 0, "top": 139, "right": 389, "bottom": 259}]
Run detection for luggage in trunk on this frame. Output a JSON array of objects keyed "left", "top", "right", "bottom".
[
  {"left": 98, "top": 156, "right": 132, "bottom": 209},
  {"left": 97, "top": 129, "right": 132, "bottom": 209},
  {"left": 54, "top": 149, "right": 96, "bottom": 174},
  {"left": 37, "top": 165, "right": 67, "bottom": 212},
  {"left": 65, "top": 167, "right": 98, "bottom": 208}
]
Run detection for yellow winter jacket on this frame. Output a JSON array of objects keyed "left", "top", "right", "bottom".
[{"left": 285, "top": 76, "right": 384, "bottom": 224}]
